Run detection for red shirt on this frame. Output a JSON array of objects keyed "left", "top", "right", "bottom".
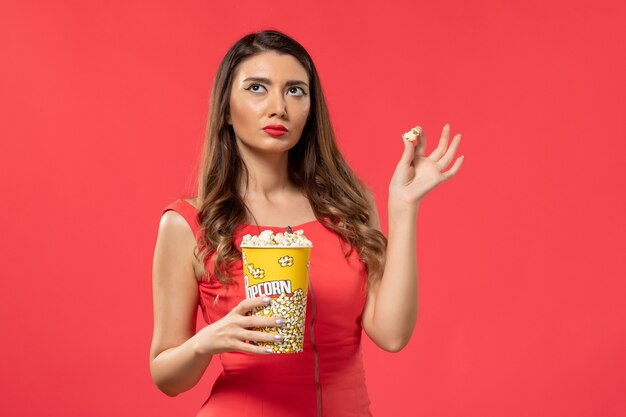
[{"left": 162, "top": 198, "right": 372, "bottom": 417}]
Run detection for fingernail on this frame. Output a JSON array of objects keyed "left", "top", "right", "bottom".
[
  {"left": 274, "top": 334, "right": 284, "bottom": 340},
  {"left": 276, "top": 318, "right": 285, "bottom": 325},
  {"left": 262, "top": 297, "right": 271, "bottom": 304},
  {"left": 265, "top": 348, "right": 274, "bottom": 353}
]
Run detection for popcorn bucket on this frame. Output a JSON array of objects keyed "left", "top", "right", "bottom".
[{"left": 242, "top": 246, "right": 312, "bottom": 353}]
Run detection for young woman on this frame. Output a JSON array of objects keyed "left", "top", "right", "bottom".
[{"left": 150, "top": 29, "right": 463, "bottom": 417}]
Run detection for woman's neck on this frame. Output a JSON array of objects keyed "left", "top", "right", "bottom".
[{"left": 238, "top": 148, "right": 295, "bottom": 201}]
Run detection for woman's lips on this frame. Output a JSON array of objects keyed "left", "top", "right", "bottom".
[{"left": 263, "top": 128, "right": 287, "bottom": 137}]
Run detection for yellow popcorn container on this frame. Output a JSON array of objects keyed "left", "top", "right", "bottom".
[{"left": 242, "top": 246, "right": 312, "bottom": 353}]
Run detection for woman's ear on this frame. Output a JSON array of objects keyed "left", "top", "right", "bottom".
[{"left": 226, "top": 113, "right": 232, "bottom": 125}]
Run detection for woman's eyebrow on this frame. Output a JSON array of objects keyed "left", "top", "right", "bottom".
[{"left": 243, "top": 76, "right": 309, "bottom": 87}]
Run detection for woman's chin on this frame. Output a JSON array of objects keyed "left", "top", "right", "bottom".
[{"left": 241, "top": 139, "right": 299, "bottom": 154}]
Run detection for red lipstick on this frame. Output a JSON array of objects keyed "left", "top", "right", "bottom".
[{"left": 263, "top": 124, "right": 288, "bottom": 137}]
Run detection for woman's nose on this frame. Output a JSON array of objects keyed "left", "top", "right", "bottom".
[{"left": 267, "top": 90, "right": 287, "bottom": 118}]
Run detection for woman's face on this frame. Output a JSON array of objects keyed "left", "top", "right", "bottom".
[{"left": 227, "top": 51, "right": 311, "bottom": 155}]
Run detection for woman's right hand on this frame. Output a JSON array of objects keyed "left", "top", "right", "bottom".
[{"left": 194, "top": 296, "right": 285, "bottom": 355}]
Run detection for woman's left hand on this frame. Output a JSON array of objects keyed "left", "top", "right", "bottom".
[{"left": 388, "top": 123, "right": 464, "bottom": 211}]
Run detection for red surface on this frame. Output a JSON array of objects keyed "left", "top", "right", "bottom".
[{"left": 1, "top": 1, "right": 625, "bottom": 416}]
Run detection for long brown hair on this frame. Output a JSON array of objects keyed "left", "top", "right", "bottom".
[{"left": 194, "top": 29, "right": 387, "bottom": 288}]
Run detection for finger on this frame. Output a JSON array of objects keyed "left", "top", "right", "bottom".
[
  {"left": 240, "top": 328, "right": 284, "bottom": 344},
  {"left": 235, "top": 296, "right": 272, "bottom": 315},
  {"left": 441, "top": 155, "right": 465, "bottom": 182},
  {"left": 400, "top": 132, "right": 418, "bottom": 166},
  {"left": 415, "top": 126, "right": 427, "bottom": 157},
  {"left": 411, "top": 127, "right": 427, "bottom": 166},
  {"left": 239, "top": 315, "right": 286, "bottom": 329},
  {"left": 428, "top": 123, "right": 450, "bottom": 161},
  {"left": 437, "top": 133, "right": 462, "bottom": 169},
  {"left": 231, "top": 340, "right": 275, "bottom": 355}
]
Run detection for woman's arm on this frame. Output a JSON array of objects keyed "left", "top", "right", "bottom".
[
  {"left": 361, "top": 189, "right": 419, "bottom": 352},
  {"left": 361, "top": 123, "right": 463, "bottom": 352},
  {"left": 149, "top": 211, "right": 213, "bottom": 397},
  {"left": 149, "top": 211, "right": 287, "bottom": 397}
]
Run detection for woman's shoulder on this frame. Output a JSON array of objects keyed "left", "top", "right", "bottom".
[
  {"left": 157, "top": 205, "right": 205, "bottom": 283},
  {"left": 183, "top": 197, "right": 200, "bottom": 210},
  {"left": 160, "top": 196, "right": 202, "bottom": 239}
]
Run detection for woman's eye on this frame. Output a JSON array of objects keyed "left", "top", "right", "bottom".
[
  {"left": 288, "top": 87, "right": 306, "bottom": 96},
  {"left": 246, "top": 83, "right": 266, "bottom": 93}
]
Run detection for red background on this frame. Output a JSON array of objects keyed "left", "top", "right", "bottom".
[{"left": 1, "top": 1, "right": 625, "bottom": 416}]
